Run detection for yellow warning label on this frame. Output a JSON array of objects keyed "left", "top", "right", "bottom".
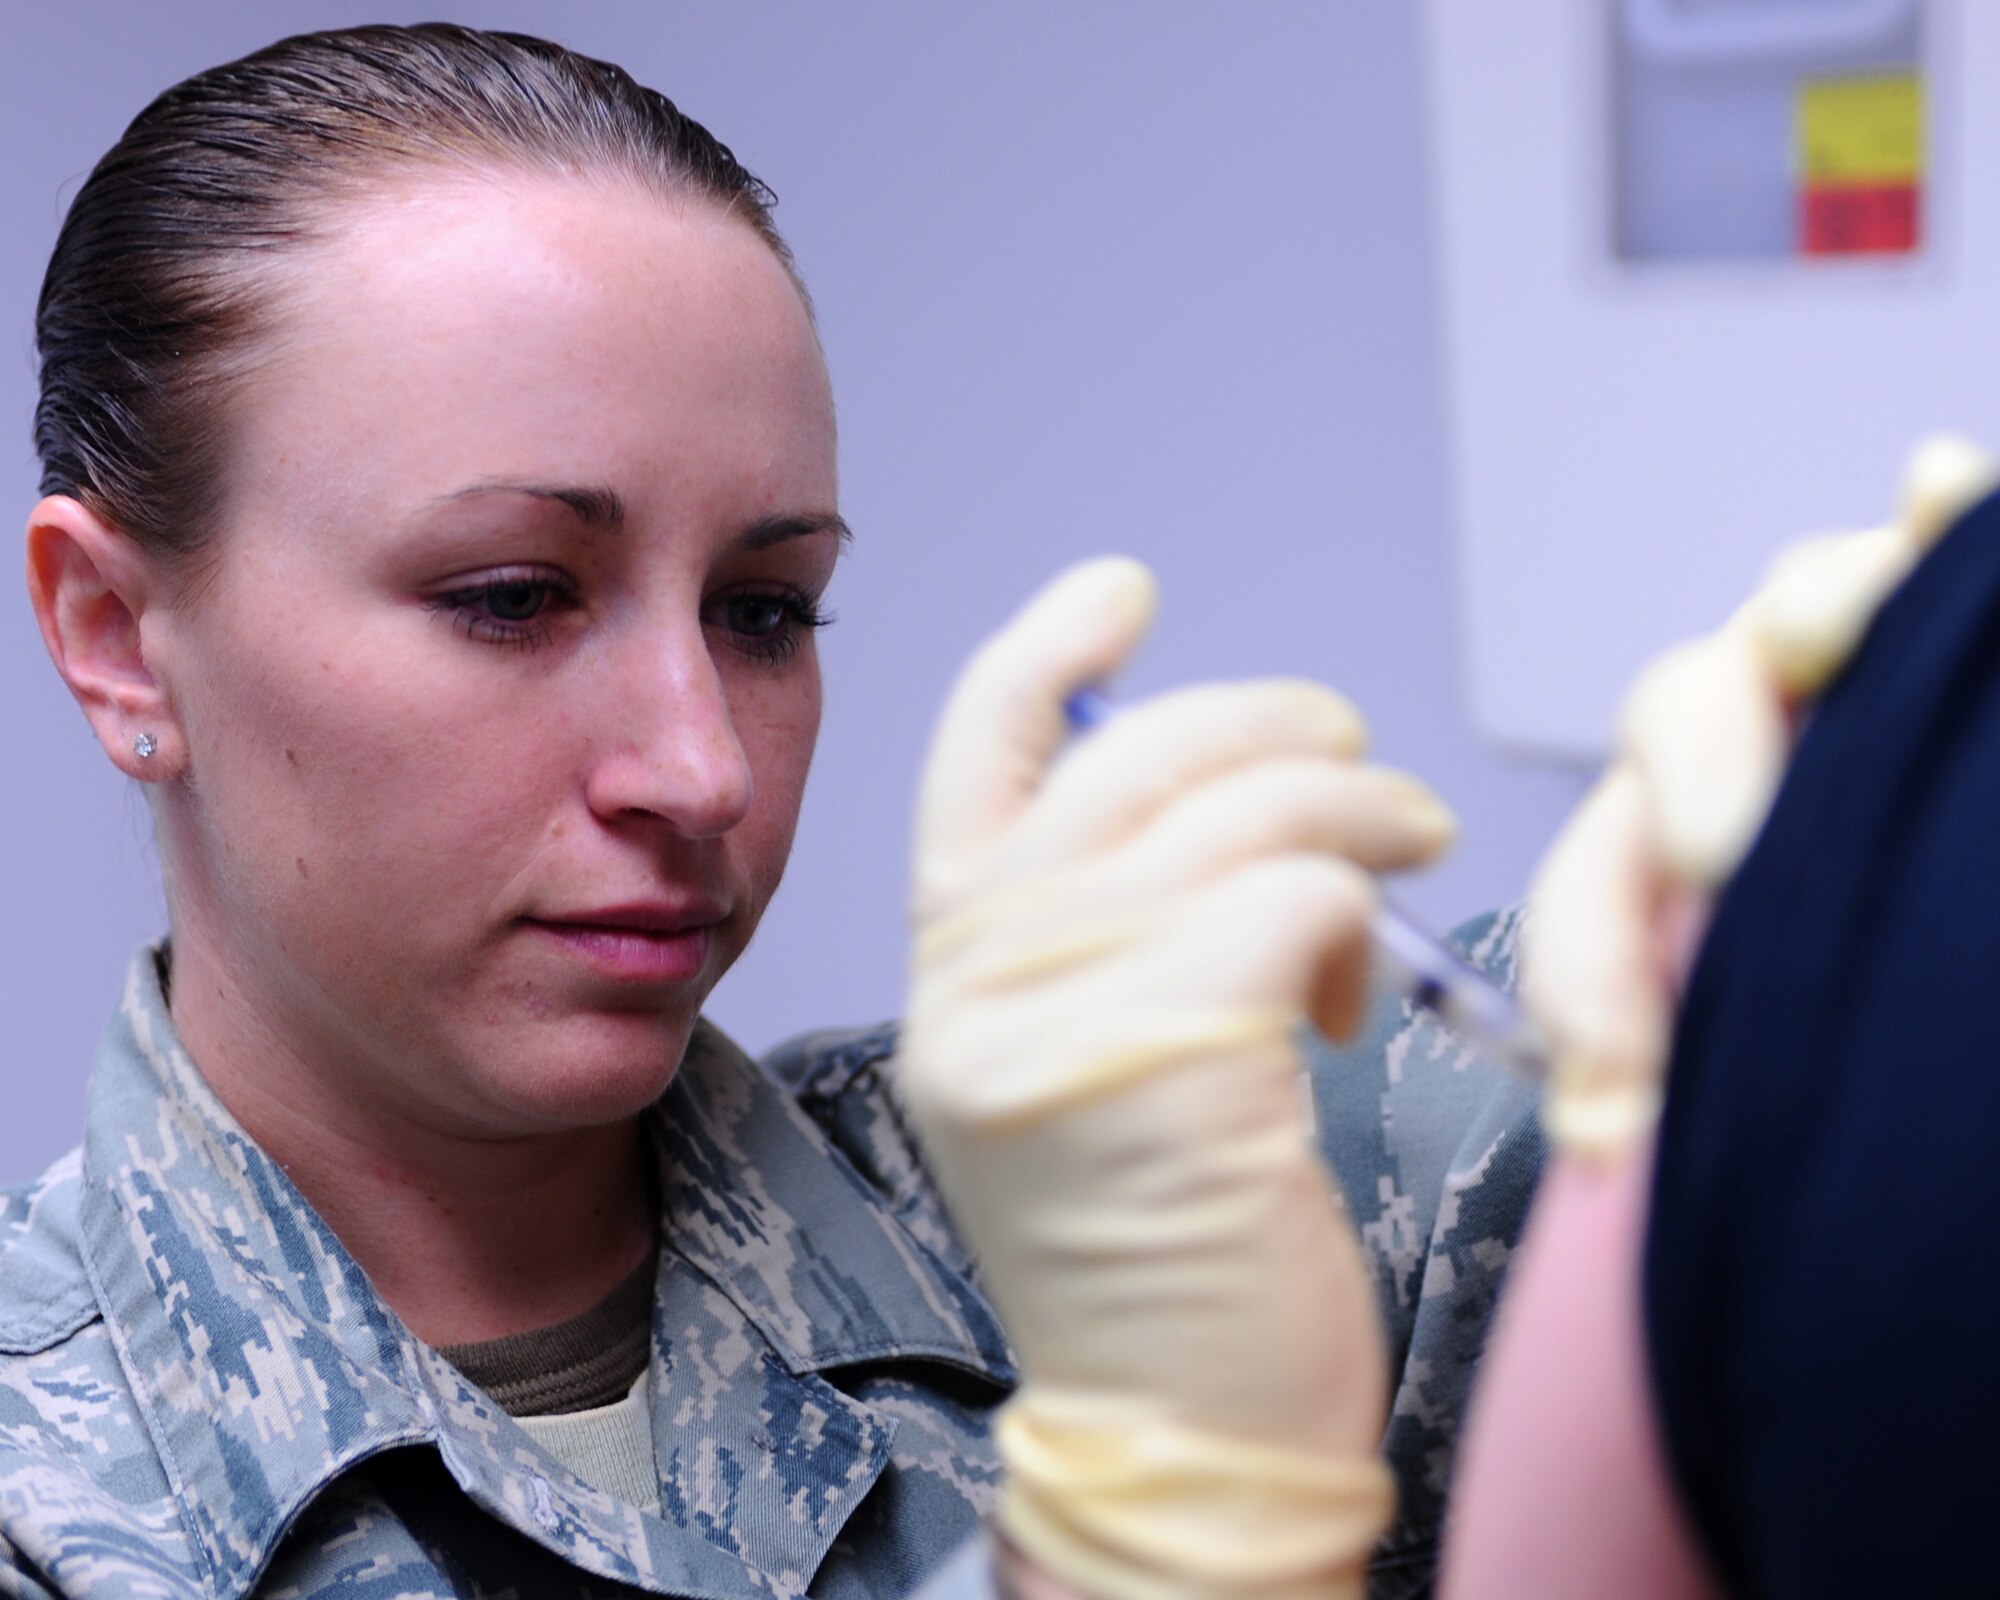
[{"left": 1797, "top": 73, "right": 1924, "bottom": 184}]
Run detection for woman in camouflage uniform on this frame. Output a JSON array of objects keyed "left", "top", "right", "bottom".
[{"left": 1, "top": 24, "right": 1536, "bottom": 1600}]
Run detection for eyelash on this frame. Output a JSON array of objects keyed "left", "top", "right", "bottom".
[
  {"left": 427, "top": 567, "right": 581, "bottom": 651},
  {"left": 709, "top": 586, "right": 833, "bottom": 666},
  {"left": 426, "top": 571, "right": 832, "bottom": 663}
]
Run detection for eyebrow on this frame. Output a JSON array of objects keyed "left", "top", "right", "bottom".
[
  {"left": 739, "top": 511, "right": 854, "bottom": 550},
  {"left": 436, "top": 481, "right": 625, "bottom": 529},
  {"left": 433, "top": 483, "right": 851, "bottom": 548}
]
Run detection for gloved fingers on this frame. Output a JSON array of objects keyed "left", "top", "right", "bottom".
[
  {"left": 1524, "top": 437, "right": 1998, "bottom": 1159},
  {"left": 919, "top": 760, "right": 1444, "bottom": 1016},
  {"left": 995, "top": 679, "right": 1369, "bottom": 878},
  {"left": 1620, "top": 624, "right": 1787, "bottom": 885},
  {"left": 913, "top": 558, "right": 1157, "bottom": 919},
  {"left": 936, "top": 850, "right": 1378, "bottom": 1021},
  {"left": 923, "top": 795, "right": 1392, "bottom": 996},
  {"left": 1898, "top": 432, "right": 1998, "bottom": 549},
  {"left": 1088, "top": 852, "right": 1379, "bottom": 1043},
  {"left": 1102, "top": 755, "right": 1455, "bottom": 888},
  {"left": 1742, "top": 526, "right": 1913, "bottom": 698},
  {"left": 911, "top": 853, "right": 1376, "bottom": 1123},
  {"left": 1523, "top": 765, "right": 1674, "bottom": 1157},
  {"left": 1621, "top": 438, "right": 1994, "bottom": 896}
]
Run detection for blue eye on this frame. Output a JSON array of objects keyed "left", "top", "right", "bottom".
[
  {"left": 483, "top": 578, "right": 551, "bottom": 623},
  {"left": 708, "top": 586, "right": 831, "bottom": 665},
  {"left": 428, "top": 568, "right": 579, "bottom": 650}
]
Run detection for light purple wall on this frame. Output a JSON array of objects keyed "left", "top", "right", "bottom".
[{"left": 0, "top": 3, "right": 1589, "bottom": 1180}]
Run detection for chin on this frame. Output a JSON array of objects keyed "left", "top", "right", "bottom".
[{"left": 478, "top": 1009, "right": 698, "bottom": 1131}]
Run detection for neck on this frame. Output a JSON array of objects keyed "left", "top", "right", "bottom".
[{"left": 163, "top": 937, "right": 657, "bottom": 1348}]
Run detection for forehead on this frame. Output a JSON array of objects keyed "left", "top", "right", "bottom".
[{"left": 224, "top": 168, "right": 834, "bottom": 528}]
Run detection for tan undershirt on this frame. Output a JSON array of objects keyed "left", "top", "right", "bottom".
[
  {"left": 439, "top": 1252, "right": 659, "bottom": 1511},
  {"left": 517, "top": 1371, "right": 658, "bottom": 1515}
]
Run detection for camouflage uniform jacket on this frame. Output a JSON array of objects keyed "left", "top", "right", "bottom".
[{"left": 0, "top": 910, "right": 1541, "bottom": 1600}]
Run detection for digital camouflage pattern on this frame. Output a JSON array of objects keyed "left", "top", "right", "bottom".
[
  {"left": 1321, "top": 904, "right": 1545, "bottom": 1600},
  {"left": 0, "top": 951, "right": 1014, "bottom": 1599},
  {"left": 0, "top": 912, "right": 1540, "bottom": 1599}
]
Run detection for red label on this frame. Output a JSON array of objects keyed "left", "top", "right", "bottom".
[{"left": 1800, "top": 181, "right": 1920, "bottom": 255}]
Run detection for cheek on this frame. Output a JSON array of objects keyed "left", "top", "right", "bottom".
[
  {"left": 734, "top": 666, "right": 823, "bottom": 888},
  {"left": 183, "top": 623, "right": 564, "bottom": 926}
]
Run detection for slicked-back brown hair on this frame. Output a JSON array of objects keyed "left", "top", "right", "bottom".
[{"left": 35, "top": 22, "right": 800, "bottom": 560}]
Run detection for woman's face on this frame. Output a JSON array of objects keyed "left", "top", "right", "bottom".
[{"left": 147, "top": 171, "right": 839, "bottom": 1137}]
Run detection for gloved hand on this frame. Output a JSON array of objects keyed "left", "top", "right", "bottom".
[
  {"left": 1526, "top": 435, "right": 1999, "bottom": 1158},
  {"left": 899, "top": 558, "right": 1456, "bottom": 1600}
]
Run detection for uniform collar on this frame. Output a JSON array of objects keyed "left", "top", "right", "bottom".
[
  {"left": 77, "top": 949, "right": 1009, "bottom": 1600},
  {"left": 653, "top": 1019, "right": 1013, "bottom": 1383}
]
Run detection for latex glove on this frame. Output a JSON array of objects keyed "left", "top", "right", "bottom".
[
  {"left": 1525, "top": 436, "right": 1998, "bottom": 1159},
  {"left": 899, "top": 558, "right": 1456, "bottom": 1600}
]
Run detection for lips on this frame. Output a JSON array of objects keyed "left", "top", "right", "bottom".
[
  {"left": 525, "top": 901, "right": 727, "bottom": 983},
  {"left": 539, "top": 901, "right": 728, "bottom": 934}
]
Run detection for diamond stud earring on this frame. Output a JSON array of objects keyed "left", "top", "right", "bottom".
[{"left": 133, "top": 732, "right": 158, "bottom": 760}]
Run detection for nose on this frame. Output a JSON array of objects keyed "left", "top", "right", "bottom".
[{"left": 584, "top": 628, "right": 754, "bottom": 839}]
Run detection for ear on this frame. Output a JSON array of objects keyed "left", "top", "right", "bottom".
[{"left": 25, "top": 495, "right": 184, "bottom": 781}]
